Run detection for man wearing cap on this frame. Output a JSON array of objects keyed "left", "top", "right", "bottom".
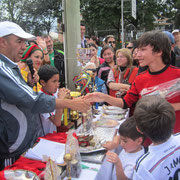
[
  {"left": 0, "top": 21, "right": 90, "bottom": 170},
  {"left": 172, "top": 29, "right": 180, "bottom": 44},
  {"left": 172, "top": 29, "right": 180, "bottom": 68}
]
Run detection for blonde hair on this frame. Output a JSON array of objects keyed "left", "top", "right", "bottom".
[
  {"left": 116, "top": 48, "right": 133, "bottom": 68},
  {"left": 114, "top": 48, "right": 133, "bottom": 80},
  {"left": 82, "top": 62, "right": 96, "bottom": 70}
]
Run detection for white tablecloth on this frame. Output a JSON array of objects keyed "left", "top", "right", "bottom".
[
  {"left": 68, "top": 162, "right": 101, "bottom": 180},
  {"left": 71, "top": 106, "right": 129, "bottom": 180}
]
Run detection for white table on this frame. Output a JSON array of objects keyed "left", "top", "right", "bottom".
[{"left": 71, "top": 106, "right": 129, "bottom": 180}]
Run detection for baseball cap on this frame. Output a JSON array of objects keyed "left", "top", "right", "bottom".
[
  {"left": 163, "top": 31, "right": 175, "bottom": 44},
  {"left": 0, "top": 21, "right": 35, "bottom": 40},
  {"left": 172, "top": 29, "right": 179, "bottom": 35}
]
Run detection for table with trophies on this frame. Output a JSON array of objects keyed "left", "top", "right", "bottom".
[{"left": 0, "top": 70, "right": 129, "bottom": 180}]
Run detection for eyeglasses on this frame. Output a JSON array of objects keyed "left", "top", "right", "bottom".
[
  {"left": 108, "top": 41, "right": 116, "bottom": 44},
  {"left": 127, "top": 46, "right": 133, "bottom": 49}
]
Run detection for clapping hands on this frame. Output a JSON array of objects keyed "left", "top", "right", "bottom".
[{"left": 58, "top": 88, "right": 71, "bottom": 99}]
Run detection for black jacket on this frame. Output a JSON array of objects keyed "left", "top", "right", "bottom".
[{"left": 54, "top": 49, "right": 65, "bottom": 88}]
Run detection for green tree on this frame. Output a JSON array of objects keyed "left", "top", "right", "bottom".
[
  {"left": 80, "top": 0, "right": 178, "bottom": 40},
  {"left": 0, "top": 0, "right": 62, "bottom": 35},
  {"left": 23, "top": 0, "right": 63, "bottom": 34}
]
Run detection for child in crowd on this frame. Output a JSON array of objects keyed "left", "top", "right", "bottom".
[
  {"left": 96, "top": 116, "right": 146, "bottom": 180},
  {"left": 133, "top": 96, "right": 180, "bottom": 180},
  {"left": 82, "top": 62, "right": 108, "bottom": 94},
  {"left": 38, "top": 64, "right": 70, "bottom": 135}
]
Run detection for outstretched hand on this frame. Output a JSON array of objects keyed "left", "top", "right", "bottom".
[
  {"left": 70, "top": 97, "right": 91, "bottom": 113},
  {"left": 84, "top": 92, "right": 106, "bottom": 103}
]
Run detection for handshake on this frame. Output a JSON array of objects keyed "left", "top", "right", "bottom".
[{"left": 56, "top": 91, "right": 106, "bottom": 113}]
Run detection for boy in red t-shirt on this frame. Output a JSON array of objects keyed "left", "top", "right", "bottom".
[{"left": 86, "top": 30, "right": 180, "bottom": 133}]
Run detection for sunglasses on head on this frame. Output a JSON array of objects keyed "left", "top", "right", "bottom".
[
  {"left": 108, "top": 41, "right": 115, "bottom": 44},
  {"left": 87, "top": 69, "right": 97, "bottom": 73},
  {"left": 127, "top": 46, "right": 133, "bottom": 49}
]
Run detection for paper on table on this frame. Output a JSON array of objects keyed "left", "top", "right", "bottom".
[{"left": 25, "top": 139, "right": 65, "bottom": 164}]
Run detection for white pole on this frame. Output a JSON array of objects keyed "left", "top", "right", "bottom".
[{"left": 121, "top": 0, "right": 124, "bottom": 48}]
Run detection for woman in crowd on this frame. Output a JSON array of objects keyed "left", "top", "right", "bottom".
[
  {"left": 18, "top": 44, "right": 44, "bottom": 92},
  {"left": 97, "top": 45, "right": 115, "bottom": 93},
  {"left": 89, "top": 43, "right": 104, "bottom": 68},
  {"left": 132, "top": 47, "right": 148, "bottom": 74},
  {"left": 90, "top": 36, "right": 102, "bottom": 57},
  {"left": 132, "top": 47, "right": 139, "bottom": 67},
  {"left": 107, "top": 48, "right": 138, "bottom": 97}
]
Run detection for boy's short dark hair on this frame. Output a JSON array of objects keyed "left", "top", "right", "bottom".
[
  {"left": 80, "top": 21, "right": 85, "bottom": 27},
  {"left": 38, "top": 64, "right": 59, "bottom": 83},
  {"left": 134, "top": 96, "right": 176, "bottom": 143},
  {"left": 119, "top": 116, "right": 145, "bottom": 141},
  {"left": 137, "top": 31, "right": 171, "bottom": 65}
]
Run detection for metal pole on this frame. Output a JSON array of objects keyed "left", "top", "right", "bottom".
[
  {"left": 62, "top": 0, "right": 81, "bottom": 90},
  {"left": 62, "top": 0, "right": 67, "bottom": 88},
  {"left": 121, "top": 0, "right": 124, "bottom": 48}
]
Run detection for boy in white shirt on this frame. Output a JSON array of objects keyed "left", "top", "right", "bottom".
[
  {"left": 133, "top": 95, "right": 180, "bottom": 180},
  {"left": 96, "top": 116, "right": 146, "bottom": 180},
  {"left": 108, "top": 116, "right": 145, "bottom": 180},
  {"left": 38, "top": 64, "right": 69, "bottom": 135}
]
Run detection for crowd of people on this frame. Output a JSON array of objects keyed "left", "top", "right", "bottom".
[{"left": 0, "top": 20, "right": 180, "bottom": 179}]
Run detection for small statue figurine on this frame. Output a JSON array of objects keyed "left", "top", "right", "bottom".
[{"left": 64, "top": 153, "right": 72, "bottom": 180}]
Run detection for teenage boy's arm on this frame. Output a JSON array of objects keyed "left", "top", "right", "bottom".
[{"left": 85, "top": 92, "right": 124, "bottom": 108}]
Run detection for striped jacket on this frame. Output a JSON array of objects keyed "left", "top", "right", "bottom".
[{"left": 0, "top": 54, "right": 55, "bottom": 159}]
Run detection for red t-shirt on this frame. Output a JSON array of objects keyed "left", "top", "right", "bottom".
[{"left": 123, "top": 65, "right": 180, "bottom": 133}]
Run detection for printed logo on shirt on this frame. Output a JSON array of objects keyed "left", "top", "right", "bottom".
[
  {"left": 168, "top": 168, "right": 180, "bottom": 180},
  {"left": 140, "top": 78, "right": 180, "bottom": 100},
  {"left": 163, "top": 153, "right": 180, "bottom": 176}
]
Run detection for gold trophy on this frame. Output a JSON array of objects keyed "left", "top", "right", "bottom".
[
  {"left": 70, "top": 91, "right": 81, "bottom": 121},
  {"left": 64, "top": 153, "right": 72, "bottom": 180}
]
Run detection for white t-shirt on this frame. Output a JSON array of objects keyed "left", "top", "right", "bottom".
[
  {"left": 112, "top": 147, "right": 145, "bottom": 180},
  {"left": 40, "top": 91, "right": 57, "bottom": 135},
  {"left": 133, "top": 133, "right": 180, "bottom": 180}
]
